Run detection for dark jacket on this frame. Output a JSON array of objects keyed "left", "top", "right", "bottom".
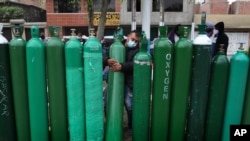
[
  {"left": 214, "top": 22, "right": 229, "bottom": 56},
  {"left": 120, "top": 47, "right": 139, "bottom": 89}
]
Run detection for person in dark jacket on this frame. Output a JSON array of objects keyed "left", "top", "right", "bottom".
[
  {"left": 104, "top": 30, "right": 140, "bottom": 132},
  {"left": 167, "top": 24, "right": 181, "bottom": 44},
  {"left": 213, "top": 21, "right": 229, "bottom": 57}
]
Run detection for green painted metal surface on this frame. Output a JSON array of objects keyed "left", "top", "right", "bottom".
[
  {"left": 204, "top": 50, "right": 229, "bottom": 141},
  {"left": 26, "top": 26, "right": 48, "bottom": 141},
  {"left": 132, "top": 31, "right": 152, "bottom": 141},
  {"left": 0, "top": 24, "right": 16, "bottom": 141},
  {"left": 83, "top": 29, "right": 104, "bottom": 141},
  {"left": 151, "top": 25, "right": 173, "bottom": 141},
  {"left": 168, "top": 26, "right": 192, "bottom": 141},
  {"left": 9, "top": 25, "right": 30, "bottom": 141},
  {"left": 222, "top": 49, "right": 249, "bottom": 141},
  {"left": 186, "top": 22, "right": 212, "bottom": 141},
  {"left": 105, "top": 27, "right": 125, "bottom": 141},
  {"left": 65, "top": 29, "right": 85, "bottom": 141},
  {"left": 46, "top": 26, "right": 68, "bottom": 141},
  {"left": 242, "top": 49, "right": 250, "bottom": 124}
]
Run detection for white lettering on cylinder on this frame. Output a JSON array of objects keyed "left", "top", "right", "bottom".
[{"left": 162, "top": 53, "right": 171, "bottom": 100}]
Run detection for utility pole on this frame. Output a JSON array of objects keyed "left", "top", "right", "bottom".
[
  {"left": 141, "top": 0, "right": 152, "bottom": 45},
  {"left": 159, "top": 0, "right": 165, "bottom": 26},
  {"left": 131, "top": 0, "right": 136, "bottom": 30}
]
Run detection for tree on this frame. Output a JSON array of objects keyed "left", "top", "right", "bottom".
[
  {"left": 0, "top": 6, "right": 24, "bottom": 22},
  {"left": 86, "top": 0, "right": 124, "bottom": 40},
  {"left": 87, "top": 0, "right": 94, "bottom": 32},
  {"left": 96, "top": 0, "right": 111, "bottom": 40}
]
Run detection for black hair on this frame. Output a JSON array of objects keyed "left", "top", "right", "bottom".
[
  {"left": 40, "top": 32, "right": 45, "bottom": 40},
  {"left": 129, "top": 30, "right": 140, "bottom": 39}
]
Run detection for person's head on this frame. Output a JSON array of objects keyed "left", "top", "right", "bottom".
[
  {"left": 40, "top": 32, "right": 45, "bottom": 40},
  {"left": 174, "top": 24, "right": 181, "bottom": 36},
  {"left": 205, "top": 22, "right": 214, "bottom": 37},
  {"left": 215, "top": 21, "right": 225, "bottom": 34},
  {"left": 125, "top": 30, "right": 140, "bottom": 48}
]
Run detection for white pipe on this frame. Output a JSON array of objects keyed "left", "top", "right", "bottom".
[{"left": 141, "top": 0, "right": 152, "bottom": 40}]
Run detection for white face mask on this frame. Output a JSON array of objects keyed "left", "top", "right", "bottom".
[
  {"left": 213, "top": 29, "right": 219, "bottom": 35},
  {"left": 127, "top": 39, "right": 137, "bottom": 48}
]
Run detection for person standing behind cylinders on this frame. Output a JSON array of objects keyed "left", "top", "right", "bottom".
[
  {"left": 103, "top": 30, "right": 140, "bottom": 133},
  {"left": 205, "top": 21, "right": 215, "bottom": 57},
  {"left": 213, "top": 21, "right": 229, "bottom": 57},
  {"left": 167, "top": 24, "right": 181, "bottom": 44}
]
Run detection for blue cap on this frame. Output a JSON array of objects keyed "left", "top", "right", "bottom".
[{"left": 206, "top": 22, "right": 214, "bottom": 29}]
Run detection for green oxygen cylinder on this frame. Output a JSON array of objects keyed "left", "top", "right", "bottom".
[
  {"left": 186, "top": 12, "right": 212, "bottom": 141},
  {"left": 83, "top": 28, "right": 103, "bottom": 141},
  {"left": 222, "top": 44, "right": 249, "bottom": 141},
  {"left": 105, "top": 27, "right": 125, "bottom": 141},
  {"left": 9, "top": 24, "right": 30, "bottom": 141},
  {"left": 168, "top": 26, "right": 193, "bottom": 141},
  {"left": 242, "top": 43, "right": 250, "bottom": 124},
  {"left": 0, "top": 23, "right": 16, "bottom": 141},
  {"left": 204, "top": 46, "right": 229, "bottom": 141},
  {"left": 65, "top": 29, "right": 85, "bottom": 141},
  {"left": 46, "top": 26, "right": 68, "bottom": 141},
  {"left": 151, "top": 25, "right": 173, "bottom": 141},
  {"left": 26, "top": 25, "right": 48, "bottom": 141},
  {"left": 132, "top": 31, "right": 152, "bottom": 141}
]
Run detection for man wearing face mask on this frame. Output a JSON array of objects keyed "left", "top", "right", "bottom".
[{"left": 103, "top": 30, "right": 140, "bottom": 133}]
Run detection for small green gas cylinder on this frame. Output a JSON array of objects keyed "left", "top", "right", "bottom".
[
  {"left": 26, "top": 25, "right": 48, "bottom": 141},
  {"left": 105, "top": 27, "right": 125, "bottom": 141},
  {"left": 83, "top": 28, "right": 103, "bottom": 141},
  {"left": 65, "top": 29, "right": 85, "bottom": 141},
  {"left": 186, "top": 12, "right": 212, "bottom": 141},
  {"left": 204, "top": 46, "right": 229, "bottom": 141},
  {"left": 168, "top": 26, "right": 192, "bottom": 141},
  {"left": 0, "top": 23, "right": 16, "bottom": 141},
  {"left": 133, "top": 31, "right": 152, "bottom": 141},
  {"left": 222, "top": 44, "right": 249, "bottom": 141},
  {"left": 151, "top": 25, "right": 173, "bottom": 141},
  {"left": 9, "top": 24, "right": 30, "bottom": 141},
  {"left": 46, "top": 26, "right": 68, "bottom": 141}
]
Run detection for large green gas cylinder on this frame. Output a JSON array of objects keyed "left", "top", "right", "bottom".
[
  {"left": 204, "top": 47, "right": 229, "bottom": 141},
  {"left": 105, "top": 27, "right": 125, "bottom": 141},
  {"left": 46, "top": 26, "right": 68, "bottom": 141},
  {"left": 242, "top": 44, "right": 250, "bottom": 124},
  {"left": 186, "top": 12, "right": 212, "bottom": 141},
  {"left": 9, "top": 24, "right": 30, "bottom": 141},
  {"left": 133, "top": 31, "right": 152, "bottom": 141},
  {"left": 83, "top": 28, "right": 103, "bottom": 141},
  {"left": 65, "top": 29, "right": 85, "bottom": 141},
  {"left": 26, "top": 25, "right": 48, "bottom": 141},
  {"left": 168, "top": 26, "right": 192, "bottom": 141},
  {"left": 222, "top": 44, "right": 249, "bottom": 141},
  {"left": 151, "top": 25, "right": 173, "bottom": 141},
  {"left": 0, "top": 23, "right": 16, "bottom": 141}
]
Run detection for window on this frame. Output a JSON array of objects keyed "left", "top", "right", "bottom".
[
  {"left": 93, "top": 0, "right": 116, "bottom": 12},
  {"left": 54, "top": 0, "right": 81, "bottom": 13},
  {"left": 152, "top": 0, "right": 183, "bottom": 12},
  {"left": 127, "top": 0, "right": 141, "bottom": 12}
]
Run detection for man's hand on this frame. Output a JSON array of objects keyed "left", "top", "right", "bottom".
[
  {"left": 111, "top": 63, "right": 122, "bottom": 72},
  {"left": 107, "top": 58, "right": 117, "bottom": 66}
]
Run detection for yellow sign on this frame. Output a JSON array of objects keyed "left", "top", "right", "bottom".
[{"left": 93, "top": 12, "right": 120, "bottom": 26}]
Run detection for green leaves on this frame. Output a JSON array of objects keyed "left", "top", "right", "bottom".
[{"left": 0, "top": 6, "right": 24, "bottom": 22}]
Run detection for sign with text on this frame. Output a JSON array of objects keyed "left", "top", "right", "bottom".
[{"left": 93, "top": 12, "right": 120, "bottom": 26}]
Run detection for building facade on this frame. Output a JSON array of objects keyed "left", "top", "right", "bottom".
[
  {"left": 46, "top": 0, "right": 121, "bottom": 37},
  {"left": 46, "top": 0, "right": 194, "bottom": 39},
  {"left": 195, "top": 0, "right": 250, "bottom": 56}
]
